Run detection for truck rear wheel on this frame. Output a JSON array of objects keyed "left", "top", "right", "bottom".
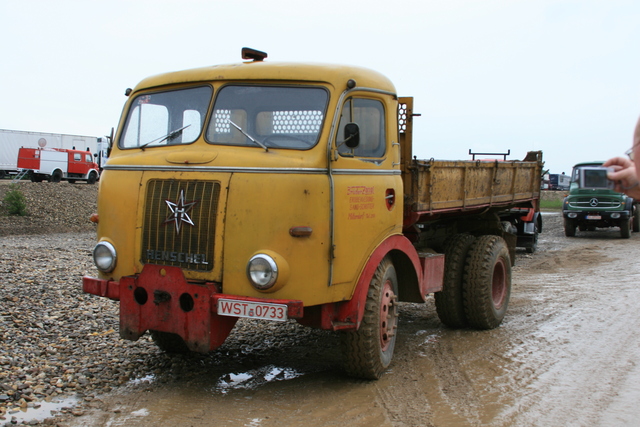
[
  {"left": 525, "top": 219, "right": 540, "bottom": 254},
  {"left": 463, "top": 235, "right": 511, "bottom": 330},
  {"left": 633, "top": 206, "right": 639, "bottom": 232},
  {"left": 49, "top": 170, "right": 62, "bottom": 183},
  {"left": 435, "top": 234, "right": 475, "bottom": 328},
  {"left": 564, "top": 218, "right": 577, "bottom": 237},
  {"left": 150, "top": 330, "right": 190, "bottom": 353},
  {"left": 341, "top": 256, "right": 398, "bottom": 379}
]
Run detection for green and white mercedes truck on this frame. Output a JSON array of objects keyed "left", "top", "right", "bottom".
[{"left": 563, "top": 161, "right": 639, "bottom": 238}]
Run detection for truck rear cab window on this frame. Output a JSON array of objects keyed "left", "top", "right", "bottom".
[
  {"left": 119, "top": 86, "right": 212, "bottom": 149},
  {"left": 337, "top": 98, "right": 386, "bottom": 158},
  {"left": 206, "top": 86, "right": 328, "bottom": 150}
]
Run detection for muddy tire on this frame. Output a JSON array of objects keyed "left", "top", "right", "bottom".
[
  {"left": 150, "top": 330, "right": 190, "bottom": 353},
  {"left": 435, "top": 234, "right": 476, "bottom": 328},
  {"left": 633, "top": 206, "right": 639, "bottom": 232},
  {"left": 341, "top": 256, "right": 399, "bottom": 379},
  {"left": 620, "top": 218, "right": 631, "bottom": 239},
  {"left": 463, "top": 235, "right": 511, "bottom": 330},
  {"left": 564, "top": 218, "right": 577, "bottom": 237}
]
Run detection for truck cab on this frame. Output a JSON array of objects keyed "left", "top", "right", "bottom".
[{"left": 562, "top": 161, "right": 638, "bottom": 238}]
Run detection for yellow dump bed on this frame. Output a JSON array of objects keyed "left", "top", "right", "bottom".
[{"left": 403, "top": 151, "right": 543, "bottom": 220}]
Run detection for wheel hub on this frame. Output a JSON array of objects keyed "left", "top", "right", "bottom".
[
  {"left": 379, "top": 279, "right": 398, "bottom": 351},
  {"left": 492, "top": 259, "right": 507, "bottom": 309}
]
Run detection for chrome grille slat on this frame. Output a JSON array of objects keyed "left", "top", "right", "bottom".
[{"left": 141, "top": 180, "right": 219, "bottom": 271}]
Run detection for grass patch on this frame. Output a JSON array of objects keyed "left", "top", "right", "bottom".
[
  {"left": 2, "top": 184, "right": 28, "bottom": 216},
  {"left": 540, "top": 199, "right": 563, "bottom": 210}
]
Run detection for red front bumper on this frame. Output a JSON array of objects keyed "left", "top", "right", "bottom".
[{"left": 83, "top": 264, "right": 303, "bottom": 352}]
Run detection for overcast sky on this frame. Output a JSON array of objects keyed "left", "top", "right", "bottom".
[{"left": 1, "top": 0, "right": 639, "bottom": 175}]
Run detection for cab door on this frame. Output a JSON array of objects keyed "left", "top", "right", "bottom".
[{"left": 330, "top": 93, "right": 403, "bottom": 288}]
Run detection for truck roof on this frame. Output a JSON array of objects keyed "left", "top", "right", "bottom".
[
  {"left": 572, "top": 161, "right": 604, "bottom": 168},
  {"left": 133, "top": 61, "right": 397, "bottom": 95}
]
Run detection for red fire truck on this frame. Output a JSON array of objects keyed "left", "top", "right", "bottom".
[{"left": 17, "top": 147, "right": 100, "bottom": 184}]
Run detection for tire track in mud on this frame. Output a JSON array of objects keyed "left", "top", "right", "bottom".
[
  {"left": 373, "top": 365, "right": 436, "bottom": 427},
  {"left": 492, "top": 228, "right": 640, "bottom": 426},
  {"left": 61, "top": 212, "right": 640, "bottom": 426}
]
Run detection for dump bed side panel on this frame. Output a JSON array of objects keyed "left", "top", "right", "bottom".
[{"left": 404, "top": 153, "right": 543, "bottom": 216}]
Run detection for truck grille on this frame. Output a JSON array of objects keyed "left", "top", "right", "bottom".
[
  {"left": 141, "top": 180, "right": 220, "bottom": 271},
  {"left": 568, "top": 197, "right": 621, "bottom": 209}
]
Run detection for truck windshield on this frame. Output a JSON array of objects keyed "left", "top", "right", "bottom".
[
  {"left": 119, "top": 86, "right": 212, "bottom": 149},
  {"left": 205, "top": 85, "right": 328, "bottom": 150}
]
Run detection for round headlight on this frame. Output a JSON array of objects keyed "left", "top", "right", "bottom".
[
  {"left": 247, "top": 254, "right": 278, "bottom": 290},
  {"left": 93, "top": 241, "right": 117, "bottom": 273}
]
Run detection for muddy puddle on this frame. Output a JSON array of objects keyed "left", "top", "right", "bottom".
[{"left": 61, "top": 213, "right": 640, "bottom": 426}]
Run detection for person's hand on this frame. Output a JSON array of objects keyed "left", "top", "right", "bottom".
[{"left": 603, "top": 157, "right": 640, "bottom": 198}]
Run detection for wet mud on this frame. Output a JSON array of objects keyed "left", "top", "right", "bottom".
[{"left": 66, "top": 212, "right": 640, "bottom": 426}]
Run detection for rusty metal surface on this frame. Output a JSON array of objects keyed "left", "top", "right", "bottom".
[{"left": 404, "top": 151, "right": 543, "bottom": 216}]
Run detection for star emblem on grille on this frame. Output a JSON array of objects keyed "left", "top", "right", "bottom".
[
  {"left": 590, "top": 198, "right": 599, "bottom": 207},
  {"left": 163, "top": 190, "right": 199, "bottom": 234}
]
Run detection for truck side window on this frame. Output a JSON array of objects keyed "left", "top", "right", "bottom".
[{"left": 337, "top": 98, "right": 386, "bottom": 158}]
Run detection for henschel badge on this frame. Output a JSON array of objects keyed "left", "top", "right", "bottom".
[{"left": 163, "top": 190, "right": 199, "bottom": 233}]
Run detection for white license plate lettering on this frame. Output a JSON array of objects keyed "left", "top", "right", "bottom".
[{"left": 218, "top": 299, "right": 287, "bottom": 322}]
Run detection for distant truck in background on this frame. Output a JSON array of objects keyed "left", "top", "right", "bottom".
[
  {"left": 549, "top": 173, "right": 570, "bottom": 191},
  {"left": 541, "top": 172, "right": 550, "bottom": 190},
  {"left": 17, "top": 146, "right": 101, "bottom": 184},
  {"left": 0, "top": 129, "right": 109, "bottom": 179},
  {"left": 563, "top": 161, "right": 638, "bottom": 238}
]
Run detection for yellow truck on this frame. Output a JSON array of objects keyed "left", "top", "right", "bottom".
[{"left": 83, "top": 48, "right": 543, "bottom": 379}]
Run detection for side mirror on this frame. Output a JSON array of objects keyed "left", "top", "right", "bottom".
[{"left": 344, "top": 123, "right": 360, "bottom": 149}]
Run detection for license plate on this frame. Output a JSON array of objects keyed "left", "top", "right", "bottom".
[
  {"left": 586, "top": 215, "right": 601, "bottom": 220},
  {"left": 217, "top": 299, "right": 288, "bottom": 322}
]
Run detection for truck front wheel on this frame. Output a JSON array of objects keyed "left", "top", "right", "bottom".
[
  {"left": 341, "top": 256, "right": 398, "bottom": 379},
  {"left": 463, "top": 235, "right": 511, "bottom": 330},
  {"left": 435, "top": 234, "right": 475, "bottom": 328},
  {"left": 150, "top": 330, "right": 190, "bottom": 353},
  {"left": 620, "top": 218, "right": 631, "bottom": 239},
  {"left": 564, "top": 218, "right": 577, "bottom": 237}
]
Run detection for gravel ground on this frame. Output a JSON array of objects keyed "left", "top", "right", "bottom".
[
  {"left": 0, "top": 182, "right": 98, "bottom": 236},
  {"left": 0, "top": 181, "right": 337, "bottom": 425},
  {"left": 0, "top": 184, "right": 563, "bottom": 425}
]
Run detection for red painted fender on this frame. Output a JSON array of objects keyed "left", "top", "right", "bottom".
[{"left": 334, "top": 234, "right": 422, "bottom": 329}]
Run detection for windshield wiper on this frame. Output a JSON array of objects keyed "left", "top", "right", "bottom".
[
  {"left": 140, "top": 124, "right": 191, "bottom": 150},
  {"left": 228, "top": 120, "right": 268, "bottom": 152}
]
